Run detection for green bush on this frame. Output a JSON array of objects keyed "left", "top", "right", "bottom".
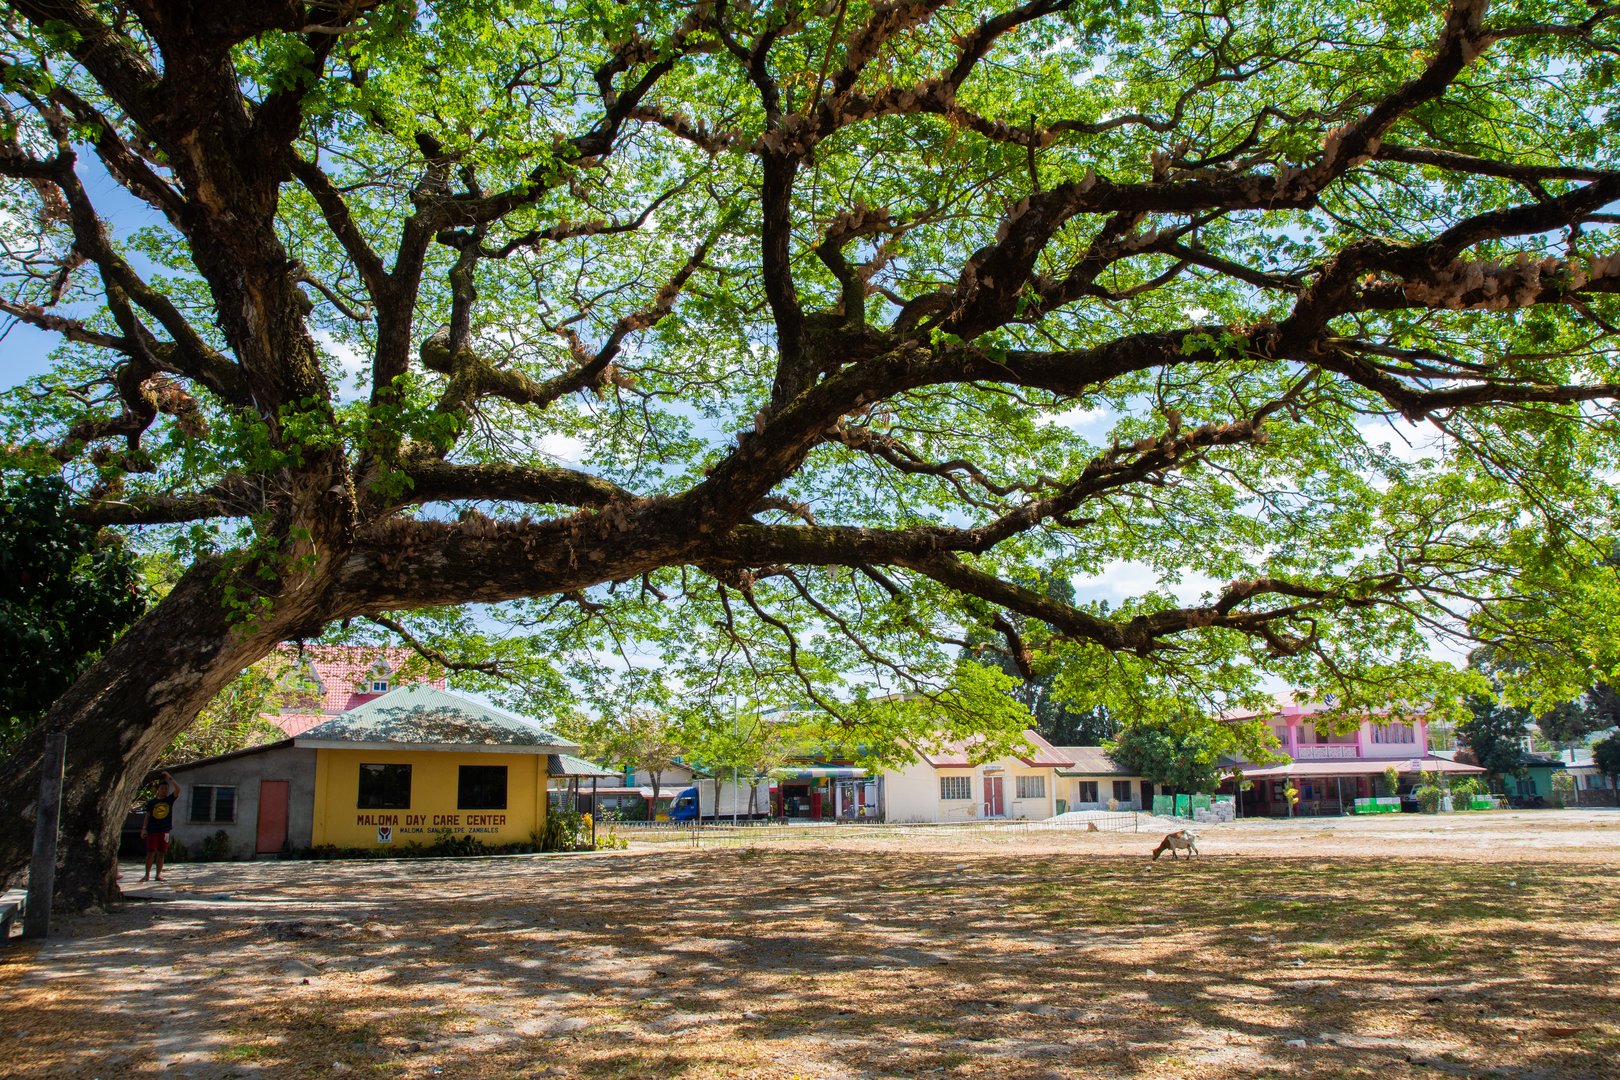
[
  {"left": 1414, "top": 784, "right": 1443, "bottom": 813},
  {"left": 1380, "top": 766, "right": 1400, "bottom": 798},
  {"left": 541, "top": 808, "right": 590, "bottom": 852},
  {"left": 192, "top": 829, "right": 233, "bottom": 862},
  {"left": 1550, "top": 773, "right": 1574, "bottom": 809},
  {"left": 1451, "top": 777, "right": 1484, "bottom": 801}
]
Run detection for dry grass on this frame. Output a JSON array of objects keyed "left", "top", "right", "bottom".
[{"left": 2, "top": 815, "right": 1618, "bottom": 1078}]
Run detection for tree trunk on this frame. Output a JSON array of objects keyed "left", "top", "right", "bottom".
[{"left": 0, "top": 559, "right": 326, "bottom": 909}]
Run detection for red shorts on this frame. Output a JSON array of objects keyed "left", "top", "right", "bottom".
[{"left": 145, "top": 833, "right": 170, "bottom": 853}]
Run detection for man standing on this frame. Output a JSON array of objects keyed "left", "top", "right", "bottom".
[{"left": 140, "top": 771, "right": 179, "bottom": 883}]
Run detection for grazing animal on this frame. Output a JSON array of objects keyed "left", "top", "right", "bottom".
[{"left": 1151, "top": 829, "right": 1199, "bottom": 861}]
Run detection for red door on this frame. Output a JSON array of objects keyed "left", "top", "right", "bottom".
[
  {"left": 256, "top": 780, "right": 290, "bottom": 853},
  {"left": 983, "top": 775, "right": 1004, "bottom": 818}
]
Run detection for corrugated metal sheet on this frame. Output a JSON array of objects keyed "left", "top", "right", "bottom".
[
  {"left": 549, "top": 753, "right": 619, "bottom": 778},
  {"left": 294, "top": 685, "right": 575, "bottom": 749},
  {"left": 916, "top": 728, "right": 1073, "bottom": 768},
  {"left": 1052, "top": 746, "right": 1132, "bottom": 776}
]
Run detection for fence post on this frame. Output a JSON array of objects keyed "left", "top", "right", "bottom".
[{"left": 24, "top": 732, "right": 67, "bottom": 939}]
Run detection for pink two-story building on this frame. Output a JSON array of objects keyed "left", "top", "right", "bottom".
[{"left": 1220, "top": 695, "right": 1483, "bottom": 816}]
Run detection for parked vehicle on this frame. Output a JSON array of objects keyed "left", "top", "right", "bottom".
[{"left": 668, "top": 780, "right": 774, "bottom": 822}]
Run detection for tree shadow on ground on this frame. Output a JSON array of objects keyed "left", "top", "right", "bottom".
[{"left": 0, "top": 848, "right": 1616, "bottom": 1078}]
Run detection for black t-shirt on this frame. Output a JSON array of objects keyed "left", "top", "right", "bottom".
[{"left": 144, "top": 793, "right": 177, "bottom": 833}]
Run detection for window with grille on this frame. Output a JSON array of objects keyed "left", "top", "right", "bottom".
[
  {"left": 1015, "top": 775, "right": 1045, "bottom": 799},
  {"left": 358, "top": 763, "right": 412, "bottom": 809},
  {"left": 1112, "top": 780, "right": 1134, "bottom": 803},
  {"left": 189, "top": 785, "right": 237, "bottom": 823},
  {"left": 1077, "top": 780, "right": 1099, "bottom": 802},
  {"left": 939, "top": 775, "right": 972, "bottom": 800},
  {"left": 457, "top": 765, "right": 509, "bottom": 810},
  {"left": 1372, "top": 723, "right": 1415, "bottom": 744}
]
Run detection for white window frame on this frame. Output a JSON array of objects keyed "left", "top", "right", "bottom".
[
  {"left": 1016, "top": 774, "right": 1045, "bottom": 800},
  {"left": 939, "top": 775, "right": 972, "bottom": 801}
]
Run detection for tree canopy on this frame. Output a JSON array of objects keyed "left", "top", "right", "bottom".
[
  {"left": 0, "top": 473, "right": 145, "bottom": 743},
  {"left": 5, "top": 0, "right": 1620, "bottom": 903}
]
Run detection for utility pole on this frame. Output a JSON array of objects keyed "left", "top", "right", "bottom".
[{"left": 24, "top": 732, "right": 67, "bottom": 939}]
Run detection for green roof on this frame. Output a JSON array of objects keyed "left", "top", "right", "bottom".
[
  {"left": 549, "top": 753, "right": 619, "bottom": 778},
  {"left": 294, "top": 685, "right": 575, "bottom": 751}
]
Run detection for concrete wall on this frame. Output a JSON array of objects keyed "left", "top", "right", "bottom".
[
  {"left": 1063, "top": 775, "right": 1146, "bottom": 811},
  {"left": 168, "top": 745, "right": 318, "bottom": 859}
]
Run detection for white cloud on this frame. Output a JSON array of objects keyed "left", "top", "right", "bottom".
[
  {"left": 1072, "top": 560, "right": 1223, "bottom": 607},
  {"left": 1040, "top": 403, "right": 1115, "bottom": 440},
  {"left": 1355, "top": 415, "right": 1444, "bottom": 465},
  {"left": 538, "top": 431, "right": 585, "bottom": 465}
]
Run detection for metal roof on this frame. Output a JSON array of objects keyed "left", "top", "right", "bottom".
[
  {"left": 915, "top": 728, "right": 1072, "bottom": 768},
  {"left": 548, "top": 753, "right": 619, "bottom": 778},
  {"left": 1235, "top": 756, "right": 1486, "bottom": 779},
  {"left": 293, "top": 685, "right": 577, "bottom": 752},
  {"left": 1052, "top": 746, "right": 1133, "bottom": 776}
]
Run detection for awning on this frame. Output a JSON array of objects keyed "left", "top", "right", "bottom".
[
  {"left": 1233, "top": 756, "right": 1486, "bottom": 780},
  {"left": 770, "top": 767, "right": 869, "bottom": 780},
  {"left": 561, "top": 785, "right": 676, "bottom": 800},
  {"left": 548, "top": 753, "right": 620, "bottom": 779}
]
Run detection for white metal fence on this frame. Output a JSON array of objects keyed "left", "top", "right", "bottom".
[{"left": 606, "top": 811, "right": 1150, "bottom": 848}]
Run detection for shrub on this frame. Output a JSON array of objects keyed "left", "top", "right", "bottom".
[
  {"left": 541, "top": 808, "right": 590, "bottom": 852},
  {"left": 1451, "top": 777, "right": 1484, "bottom": 801},
  {"left": 1550, "top": 773, "right": 1574, "bottom": 809},
  {"left": 194, "top": 829, "right": 233, "bottom": 862},
  {"left": 1381, "top": 766, "right": 1400, "bottom": 798},
  {"left": 1414, "top": 784, "right": 1443, "bottom": 813}
]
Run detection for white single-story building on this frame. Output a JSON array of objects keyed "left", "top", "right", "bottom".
[
  {"left": 1053, "top": 746, "right": 1154, "bottom": 811},
  {"left": 882, "top": 729, "right": 1070, "bottom": 822}
]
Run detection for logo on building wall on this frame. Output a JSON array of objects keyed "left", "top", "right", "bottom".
[{"left": 377, "top": 825, "right": 392, "bottom": 844}]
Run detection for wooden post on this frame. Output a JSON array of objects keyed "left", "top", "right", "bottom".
[{"left": 24, "top": 732, "right": 67, "bottom": 939}]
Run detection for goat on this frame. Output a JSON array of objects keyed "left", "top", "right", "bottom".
[{"left": 1151, "top": 829, "right": 1199, "bottom": 861}]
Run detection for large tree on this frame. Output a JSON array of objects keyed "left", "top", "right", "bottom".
[
  {"left": 0, "top": 473, "right": 145, "bottom": 744},
  {"left": 5, "top": 0, "right": 1620, "bottom": 905},
  {"left": 965, "top": 573, "right": 1119, "bottom": 744}
]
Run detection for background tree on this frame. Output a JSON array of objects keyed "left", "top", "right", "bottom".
[
  {"left": 731, "top": 713, "right": 795, "bottom": 819},
  {"left": 1456, "top": 695, "right": 1531, "bottom": 786},
  {"left": 6, "top": 0, "right": 1620, "bottom": 905},
  {"left": 0, "top": 473, "right": 145, "bottom": 746},
  {"left": 156, "top": 659, "right": 290, "bottom": 768},
  {"left": 1592, "top": 733, "right": 1620, "bottom": 807},
  {"left": 564, "top": 708, "right": 687, "bottom": 822},
  {"left": 1105, "top": 720, "right": 1247, "bottom": 796},
  {"left": 965, "top": 574, "right": 1119, "bottom": 744}
]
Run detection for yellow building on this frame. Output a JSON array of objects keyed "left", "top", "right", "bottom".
[
  {"left": 168, "top": 684, "right": 587, "bottom": 856},
  {"left": 302, "top": 685, "right": 578, "bottom": 849}
]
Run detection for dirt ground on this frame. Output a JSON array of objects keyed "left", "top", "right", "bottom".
[{"left": 2, "top": 810, "right": 1617, "bottom": 1079}]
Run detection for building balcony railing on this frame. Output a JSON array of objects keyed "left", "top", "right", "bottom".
[{"left": 1293, "top": 744, "right": 1361, "bottom": 760}]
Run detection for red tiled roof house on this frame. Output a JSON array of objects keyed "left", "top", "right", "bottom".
[{"left": 269, "top": 645, "right": 448, "bottom": 737}]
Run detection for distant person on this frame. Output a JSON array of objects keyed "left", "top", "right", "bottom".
[{"left": 140, "top": 771, "right": 180, "bottom": 882}]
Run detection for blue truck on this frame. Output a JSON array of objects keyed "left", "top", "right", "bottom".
[{"left": 667, "top": 780, "right": 773, "bottom": 822}]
